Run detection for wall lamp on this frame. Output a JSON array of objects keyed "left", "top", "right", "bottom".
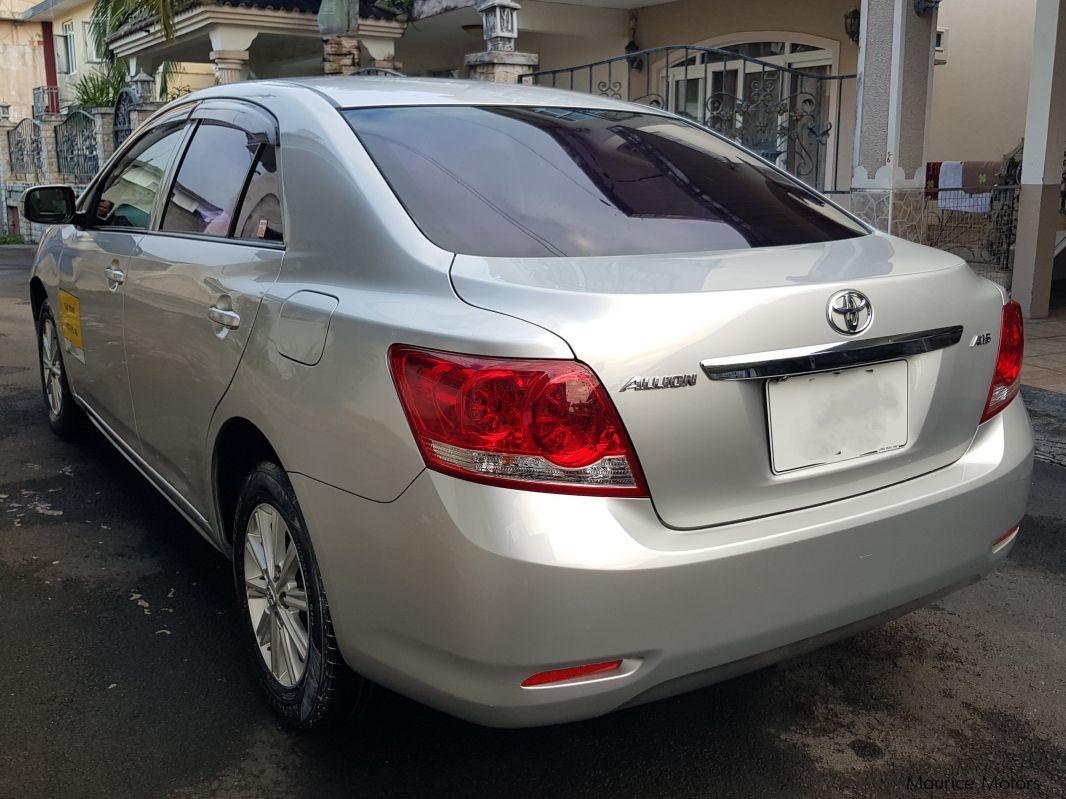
[
  {"left": 844, "top": 9, "right": 861, "bottom": 43},
  {"left": 625, "top": 40, "right": 644, "bottom": 72}
]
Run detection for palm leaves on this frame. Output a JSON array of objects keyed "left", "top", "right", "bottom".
[
  {"left": 88, "top": 0, "right": 182, "bottom": 99},
  {"left": 89, "top": 0, "right": 178, "bottom": 58},
  {"left": 72, "top": 65, "right": 130, "bottom": 107}
]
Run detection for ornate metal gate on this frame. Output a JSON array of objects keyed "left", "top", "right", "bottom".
[
  {"left": 55, "top": 110, "right": 99, "bottom": 181},
  {"left": 112, "top": 87, "right": 139, "bottom": 150},
  {"left": 519, "top": 45, "right": 855, "bottom": 195},
  {"left": 6, "top": 117, "right": 44, "bottom": 180}
]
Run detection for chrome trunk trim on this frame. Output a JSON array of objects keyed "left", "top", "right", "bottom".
[{"left": 700, "top": 325, "right": 964, "bottom": 381}]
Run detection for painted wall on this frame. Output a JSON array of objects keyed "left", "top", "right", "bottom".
[
  {"left": 396, "top": 0, "right": 629, "bottom": 77},
  {"left": 519, "top": 0, "right": 629, "bottom": 71},
  {"left": 1, "top": 0, "right": 46, "bottom": 120},
  {"left": 926, "top": 0, "right": 1037, "bottom": 163},
  {"left": 0, "top": 18, "right": 47, "bottom": 120},
  {"left": 159, "top": 63, "right": 215, "bottom": 98},
  {"left": 48, "top": 0, "right": 109, "bottom": 105}
]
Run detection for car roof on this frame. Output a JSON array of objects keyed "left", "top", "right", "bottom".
[{"left": 253, "top": 76, "right": 654, "bottom": 113}]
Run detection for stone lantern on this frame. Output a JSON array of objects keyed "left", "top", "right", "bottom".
[
  {"left": 465, "top": 0, "right": 537, "bottom": 83},
  {"left": 479, "top": 0, "right": 520, "bottom": 51},
  {"left": 130, "top": 71, "right": 156, "bottom": 102}
]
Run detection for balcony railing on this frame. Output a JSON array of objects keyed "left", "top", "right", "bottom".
[{"left": 32, "top": 86, "right": 60, "bottom": 118}]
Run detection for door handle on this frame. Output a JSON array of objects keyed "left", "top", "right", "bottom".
[
  {"left": 207, "top": 306, "right": 241, "bottom": 330},
  {"left": 104, "top": 265, "right": 125, "bottom": 286}
]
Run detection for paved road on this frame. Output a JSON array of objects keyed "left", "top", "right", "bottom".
[{"left": 1, "top": 246, "right": 1064, "bottom": 799}]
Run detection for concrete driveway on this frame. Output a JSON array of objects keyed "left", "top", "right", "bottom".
[{"left": 1, "top": 246, "right": 1064, "bottom": 799}]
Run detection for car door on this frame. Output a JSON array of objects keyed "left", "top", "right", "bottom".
[
  {"left": 59, "top": 110, "right": 192, "bottom": 445},
  {"left": 122, "top": 101, "right": 285, "bottom": 515}
]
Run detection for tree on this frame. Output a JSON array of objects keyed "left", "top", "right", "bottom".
[
  {"left": 89, "top": 0, "right": 179, "bottom": 58},
  {"left": 88, "top": 0, "right": 181, "bottom": 99}
]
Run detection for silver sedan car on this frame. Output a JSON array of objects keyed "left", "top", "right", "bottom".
[{"left": 23, "top": 77, "right": 1033, "bottom": 730}]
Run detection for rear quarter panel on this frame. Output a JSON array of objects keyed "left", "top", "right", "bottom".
[{"left": 207, "top": 85, "right": 573, "bottom": 528}]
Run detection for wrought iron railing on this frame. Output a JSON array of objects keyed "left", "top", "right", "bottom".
[
  {"left": 32, "top": 86, "right": 60, "bottom": 118},
  {"left": 922, "top": 185, "right": 1019, "bottom": 288},
  {"left": 112, "top": 87, "right": 139, "bottom": 150},
  {"left": 352, "top": 67, "right": 406, "bottom": 77},
  {"left": 6, "top": 117, "right": 44, "bottom": 180},
  {"left": 55, "top": 109, "right": 99, "bottom": 182},
  {"left": 520, "top": 45, "right": 856, "bottom": 195}
]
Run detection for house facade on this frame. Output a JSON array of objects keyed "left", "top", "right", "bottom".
[
  {"left": 0, "top": 0, "right": 51, "bottom": 121},
  {"left": 21, "top": 0, "right": 216, "bottom": 107},
  {"left": 927, "top": 0, "right": 1037, "bottom": 164},
  {"left": 1, "top": 0, "right": 1062, "bottom": 317}
]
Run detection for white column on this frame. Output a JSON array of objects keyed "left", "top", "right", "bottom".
[
  {"left": 1014, "top": 0, "right": 1066, "bottom": 318},
  {"left": 208, "top": 26, "right": 258, "bottom": 84},
  {"left": 850, "top": 0, "right": 937, "bottom": 240},
  {"left": 210, "top": 50, "right": 249, "bottom": 84}
]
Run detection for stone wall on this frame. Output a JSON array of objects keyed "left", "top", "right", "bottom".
[{"left": 0, "top": 107, "right": 116, "bottom": 242}]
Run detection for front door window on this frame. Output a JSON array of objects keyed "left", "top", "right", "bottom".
[{"left": 95, "top": 124, "right": 188, "bottom": 229}]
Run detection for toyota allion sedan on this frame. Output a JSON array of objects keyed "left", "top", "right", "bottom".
[{"left": 22, "top": 77, "right": 1033, "bottom": 730}]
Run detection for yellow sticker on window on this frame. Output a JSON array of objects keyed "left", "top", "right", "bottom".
[{"left": 59, "top": 289, "right": 83, "bottom": 350}]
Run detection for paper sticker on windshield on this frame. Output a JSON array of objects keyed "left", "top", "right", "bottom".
[
  {"left": 256, "top": 218, "right": 268, "bottom": 238},
  {"left": 59, "top": 289, "right": 85, "bottom": 364}
]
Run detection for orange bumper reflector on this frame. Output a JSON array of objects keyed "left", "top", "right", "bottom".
[
  {"left": 521, "top": 660, "right": 623, "bottom": 687},
  {"left": 993, "top": 526, "right": 1020, "bottom": 551}
]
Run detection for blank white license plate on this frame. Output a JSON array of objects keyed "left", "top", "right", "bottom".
[{"left": 766, "top": 360, "right": 909, "bottom": 473}]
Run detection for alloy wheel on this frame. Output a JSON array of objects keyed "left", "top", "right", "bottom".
[
  {"left": 244, "top": 503, "right": 310, "bottom": 688},
  {"left": 41, "top": 317, "right": 63, "bottom": 417}
]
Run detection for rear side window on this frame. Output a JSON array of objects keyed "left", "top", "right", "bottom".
[
  {"left": 233, "top": 145, "right": 283, "bottom": 242},
  {"left": 344, "top": 106, "right": 866, "bottom": 258},
  {"left": 161, "top": 121, "right": 265, "bottom": 238}
]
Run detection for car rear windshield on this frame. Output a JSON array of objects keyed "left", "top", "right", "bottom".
[{"left": 343, "top": 106, "right": 867, "bottom": 258}]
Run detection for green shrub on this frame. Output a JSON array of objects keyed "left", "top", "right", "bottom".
[
  {"left": 73, "top": 67, "right": 129, "bottom": 108},
  {"left": 162, "top": 84, "right": 192, "bottom": 102},
  {"left": 0, "top": 234, "right": 26, "bottom": 245}
]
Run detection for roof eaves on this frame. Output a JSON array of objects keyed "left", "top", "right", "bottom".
[
  {"left": 21, "top": 0, "right": 87, "bottom": 22},
  {"left": 106, "top": 0, "right": 335, "bottom": 42}
]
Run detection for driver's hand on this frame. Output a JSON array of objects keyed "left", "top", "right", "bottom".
[{"left": 96, "top": 199, "right": 113, "bottom": 219}]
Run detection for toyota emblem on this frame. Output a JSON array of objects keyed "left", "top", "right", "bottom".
[{"left": 827, "top": 290, "right": 873, "bottom": 335}]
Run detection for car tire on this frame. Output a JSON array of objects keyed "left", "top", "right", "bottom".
[
  {"left": 36, "top": 299, "right": 82, "bottom": 437},
  {"left": 232, "top": 461, "right": 369, "bottom": 730}
]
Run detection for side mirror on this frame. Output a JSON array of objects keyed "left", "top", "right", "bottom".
[{"left": 21, "top": 185, "right": 77, "bottom": 225}]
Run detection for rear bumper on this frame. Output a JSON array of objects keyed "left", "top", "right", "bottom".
[{"left": 293, "top": 399, "right": 1033, "bottom": 727}]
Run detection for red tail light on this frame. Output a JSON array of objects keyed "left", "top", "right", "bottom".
[
  {"left": 388, "top": 346, "right": 648, "bottom": 497},
  {"left": 980, "top": 300, "right": 1024, "bottom": 423}
]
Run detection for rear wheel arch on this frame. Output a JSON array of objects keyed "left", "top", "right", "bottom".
[{"left": 214, "top": 417, "right": 284, "bottom": 546}]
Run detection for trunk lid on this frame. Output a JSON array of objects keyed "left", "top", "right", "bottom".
[{"left": 450, "top": 234, "right": 1007, "bottom": 529}]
